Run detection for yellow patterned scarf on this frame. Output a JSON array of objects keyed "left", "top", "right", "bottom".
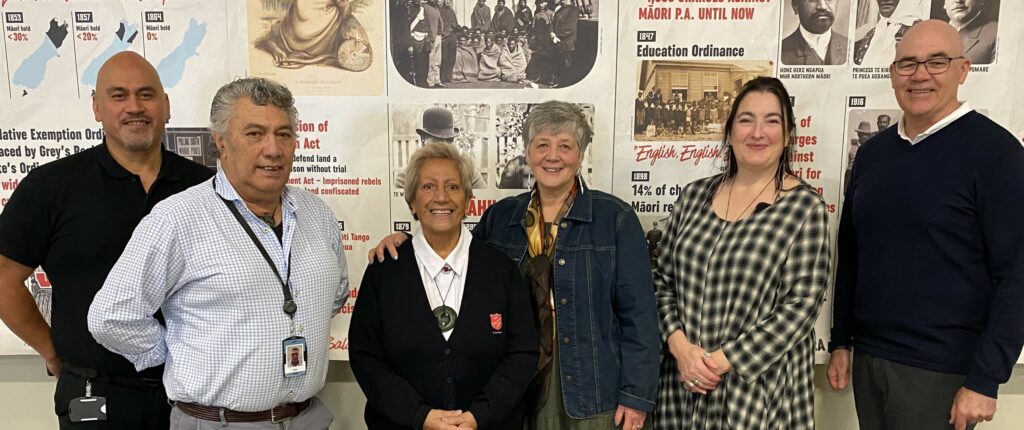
[
  {"left": 521, "top": 177, "right": 579, "bottom": 412},
  {"left": 525, "top": 179, "right": 579, "bottom": 258}
]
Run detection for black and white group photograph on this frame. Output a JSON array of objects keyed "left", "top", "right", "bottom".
[
  {"left": 634, "top": 60, "right": 773, "bottom": 142},
  {"left": 843, "top": 108, "right": 901, "bottom": 190},
  {"left": 389, "top": 0, "right": 601, "bottom": 88}
]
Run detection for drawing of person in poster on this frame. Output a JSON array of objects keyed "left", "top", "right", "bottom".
[{"left": 256, "top": 0, "right": 373, "bottom": 72}]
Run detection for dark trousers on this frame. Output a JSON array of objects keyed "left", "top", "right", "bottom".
[
  {"left": 55, "top": 366, "right": 170, "bottom": 429},
  {"left": 410, "top": 43, "right": 430, "bottom": 87},
  {"left": 527, "top": 51, "right": 554, "bottom": 85},
  {"left": 853, "top": 352, "right": 973, "bottom": 430},
  {"left": 441, "top": 39, "right": 457, "bottom": 83},
  {"left": 556, "top": 50, "right": 575, "bottom": 86}
]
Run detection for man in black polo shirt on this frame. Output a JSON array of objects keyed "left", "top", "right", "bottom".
[{"left": 0, "top": 52, "right": 212, "bottom": 428}]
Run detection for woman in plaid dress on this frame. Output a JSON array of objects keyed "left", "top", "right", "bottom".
[{"left": 652, "top": 77, "right": 831, "bottom": 429}]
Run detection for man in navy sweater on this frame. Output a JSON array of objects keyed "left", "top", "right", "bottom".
[{"left": 827, "top": 20, "right": 1024, "bottom": 430}]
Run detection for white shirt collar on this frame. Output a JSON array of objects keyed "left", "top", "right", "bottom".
[
  {"left": 412, "top": 225, "right": 472, "bottom": 279},
  {"left": 413, "top": 225, "right": 472, "bottom": 340},
  {"left": 953, "top": 12, "right": 981, "bottom": 32},
  {"left": 898, "top": 101, "right": 973, "bottom": 145},
  {"left": 798, "top": 25, "right": 833, "bottom": 62}
]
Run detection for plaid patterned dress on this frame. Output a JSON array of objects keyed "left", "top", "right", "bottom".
[{"left": 652, "top": 175, "right": 831, "bottom": 430}]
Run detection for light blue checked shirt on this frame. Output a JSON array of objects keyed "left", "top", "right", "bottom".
[{"left": 89, "top": 169, "right": 348, "bottom": 411}]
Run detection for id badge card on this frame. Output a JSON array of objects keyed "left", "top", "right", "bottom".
[
  {"left": 69, "top": 380, "right": 107, "bottom": 422},
  {"left": 283, "top": 336, "right": 307, "bottom": 378},
  {"left": 69, "top": 396, "right": 107, "bottom": 422}
]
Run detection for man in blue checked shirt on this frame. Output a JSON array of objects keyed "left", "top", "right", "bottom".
[{"left": 89, "top": 77, "right": 348, "bottom": 429}]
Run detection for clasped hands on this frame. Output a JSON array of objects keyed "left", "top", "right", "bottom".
[
  {"left": 424, "top": 409, "right": 477, "bottom": 430},
  {"left": 667, "top": 331, "right": 731, "bottom": 395}
]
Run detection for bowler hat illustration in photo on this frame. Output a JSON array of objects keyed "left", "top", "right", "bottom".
[{"left": 417, "top": 107, "right": 461, "bottom": 140}]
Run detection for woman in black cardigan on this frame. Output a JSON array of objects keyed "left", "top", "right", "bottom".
[{"left": 350, "top": 142, "right": 538, "bottom": 430}]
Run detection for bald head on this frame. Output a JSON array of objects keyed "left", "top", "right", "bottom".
[
  {"left": 895, "top": 19, "right": 964, "bottom": 61},
  {"left": 93, "top": 51, "right": 170, "bottom": 154},
  {"left": 889, "top": 20, "right": 970, "bottom": 138},
  {"left": 96, "top": 51, "right": 164, "bottom": 94}
]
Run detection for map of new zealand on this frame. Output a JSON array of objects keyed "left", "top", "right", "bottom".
[
  {"left": 81, "top": 20, "right": 140, "bottom": 87},
  {"left": 156, "top": 18, "right": 207, "bottom": 88},
  {"left": 11, "top": 19, "right": 69, "bottom": 90}
]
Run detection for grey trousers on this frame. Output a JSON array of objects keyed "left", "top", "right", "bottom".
[
  {"left": 853, "top": 352, "right": 974, "bottom": 430},
  {"left": 169, "top": 397, "right": 333, "bottom": 430}
]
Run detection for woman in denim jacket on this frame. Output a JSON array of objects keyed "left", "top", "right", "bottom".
[{"left": 372, "top": 101, "right": 659, "bottom": 430}]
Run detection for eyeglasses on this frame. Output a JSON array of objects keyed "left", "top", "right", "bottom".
[{"left": 891, "top": 56, "right": 964, "bottom": 76}]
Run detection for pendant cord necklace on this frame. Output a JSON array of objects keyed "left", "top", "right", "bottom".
[
  {"left": 432, "top": 265, "right": 458, "bottom": 332},
  {"left": 724, "top": 177, "right": 774, "bottom": 222},
  {"left": 258, "top": 204, "right": 280, "bottom": 227},
  {"left": 433, "top": 265, "right": 456, "bottom": 306}
]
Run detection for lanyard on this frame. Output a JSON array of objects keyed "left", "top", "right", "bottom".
[{"left": 218, "top": 197, "right": 296, "bottom": 319}]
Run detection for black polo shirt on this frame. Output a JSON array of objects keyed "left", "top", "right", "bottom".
[{"left": 0, "top": 141, "right": 213, "bottom": 378}]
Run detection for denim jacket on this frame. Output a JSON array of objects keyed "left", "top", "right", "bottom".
[{"left": 474, "top": 184, "right": 660, "bottom": 418}]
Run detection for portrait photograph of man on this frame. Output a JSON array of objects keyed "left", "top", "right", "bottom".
[
  {"left": 939, "top": 0, "right": 999, "bottom": 64},
  {"left": 288, "top": 346, "right": 303, "bottom": 368},
  {"left": 853, "top": 0, "right": 930, "bottom": 66},
  {"left": 781, "top": 0, "right": 850, "bottom": 66}
]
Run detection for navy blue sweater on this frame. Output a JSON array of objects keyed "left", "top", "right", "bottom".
[{"left": 830, "top": 111, "right": 1024, "bottom": 398}]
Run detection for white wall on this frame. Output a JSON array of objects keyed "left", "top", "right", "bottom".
[{"left": 2, "top": 356, "right": 1021, "bottom": 429}]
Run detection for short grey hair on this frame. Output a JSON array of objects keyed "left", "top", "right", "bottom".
[
  {"left": 522, "top": 100, "right": 592, "bottom": 154},
  {"left": 209, "top": 77, "right": 297, "bottom": 136},
  {"left": 403, "top": 142, "right": 476, "bottom": 214}
]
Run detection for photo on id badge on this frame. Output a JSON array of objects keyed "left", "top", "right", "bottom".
[{"left": 283, "top": 337, "right": 307, "bottom": 377}]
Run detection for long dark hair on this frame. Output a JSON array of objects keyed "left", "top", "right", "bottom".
[{"left": 718, "top": 76, "right": 796, "bottom": 193}]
